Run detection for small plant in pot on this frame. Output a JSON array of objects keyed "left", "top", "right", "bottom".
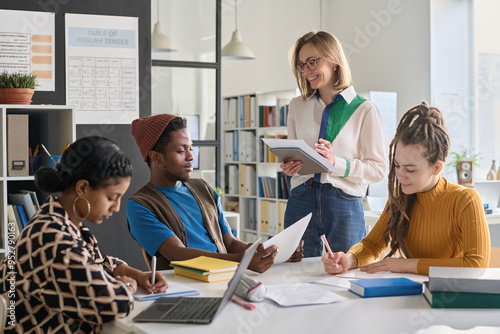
[
  {"left": 0, "top": 71, "right": 39, "bottom": 105},
  {"left": 447, "top": 148, "right": 480, "bottom": 186}
]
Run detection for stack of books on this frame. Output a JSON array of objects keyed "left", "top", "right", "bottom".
[
  {"left": 425, "top": 267, "right": 500, "bottom": 308},
  {"left": 170, "top": 256, "right": 239, "bottom": 283}
]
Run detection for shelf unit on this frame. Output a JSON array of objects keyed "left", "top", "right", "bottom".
[
  {"left": 222, "top": 89, "right": 299, "bottom": 242},
  {"left": 0, "top": 105, "right": 75, "bottom": 259}
]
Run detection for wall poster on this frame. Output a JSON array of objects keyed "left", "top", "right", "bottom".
[
  {"left": 65, "top": 13, "right": 139, "bottom": 124},
  {"left": 0, "top": 9, "right": 55, "bottom": 91}
]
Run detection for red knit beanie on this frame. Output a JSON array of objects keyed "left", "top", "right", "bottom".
[{"left": 131, "top": 114, "right": 180, "bottom": 162}]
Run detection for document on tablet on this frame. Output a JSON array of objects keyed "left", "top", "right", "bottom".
[
  {"left": 261, "top": 138, "right": 335, "bottom": 175},
  {"left": 263, "top": 212, "right": 311, "bottom": 264}
]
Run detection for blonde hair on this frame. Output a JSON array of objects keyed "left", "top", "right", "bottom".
[
  {"left": 290, "top": 31, "right": 352, "bottom": 100},
  {"left": 384, "top": 101, "right": 450, "bottom": 258}
]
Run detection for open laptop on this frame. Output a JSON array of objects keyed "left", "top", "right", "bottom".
[{"left": 133, "top": 239, "right": 260, "bottom": 324}]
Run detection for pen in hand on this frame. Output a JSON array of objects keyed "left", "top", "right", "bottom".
[
  {"left": 321, "top": 234, "right": 339, "bottom": 269},
  {"left": 151, "top": 255, "right": 157, "bottom": 294}
]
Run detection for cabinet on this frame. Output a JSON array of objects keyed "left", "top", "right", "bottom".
[
  {"left": 222, "top": 89, "right": 299, "bottom": 242},
  {"left": 0, "top": 105, "right": 75, "bottom": 259}
]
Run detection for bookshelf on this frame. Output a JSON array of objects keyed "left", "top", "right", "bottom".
[
  {"left": 0, "top": 105, "right": 75, "bottom": 260},
  {"left": 222, "top": 89, "right": 299, "bottom": 242}
]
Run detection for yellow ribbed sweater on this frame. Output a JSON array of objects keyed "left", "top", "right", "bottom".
[{"left": 349, "top": 177, "right": 491, "bottom": 275}]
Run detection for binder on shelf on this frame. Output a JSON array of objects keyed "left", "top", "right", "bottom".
[
  {"left": 20, "top": 190, "right": 41, "bottom": 212},
  {"left": 262, "top": 138, "right": 335, "bottom": 175},
  {"left": 260, "top": 200, "right": 270, "bottom": 233},
  {"left": 7, "top": 114, "right": 29, "bottom": 177},
  {"left": 9, "top": 192, "right": 37, "bottom": 221}
]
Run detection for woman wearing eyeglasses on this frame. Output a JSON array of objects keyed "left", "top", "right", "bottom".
[{"left": 281, "top": 31, "right": 386, "bottom": 257}]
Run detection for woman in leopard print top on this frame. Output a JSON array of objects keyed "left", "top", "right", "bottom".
[{"left": 0, "top": 137, "right": 167, "bottom": 333}]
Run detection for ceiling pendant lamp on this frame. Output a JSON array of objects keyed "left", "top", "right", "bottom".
[
  {"left": 222, "top": 0, "right": 255, "bottom": 60},
  {"left": 152, "top": 0, "right": 177, "bottom": 52}
]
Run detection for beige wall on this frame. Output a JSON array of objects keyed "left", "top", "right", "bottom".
[{"left": 221, "top": 0, "right": 431, "bottom": 117}]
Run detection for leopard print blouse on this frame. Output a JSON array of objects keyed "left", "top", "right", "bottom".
[{"left": 0, "top": 196, "right": 134, "bottom": 333}]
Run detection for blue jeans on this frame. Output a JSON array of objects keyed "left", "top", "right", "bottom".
[{"left": 284, "top": 179, "right": 366, "bottom": 257}]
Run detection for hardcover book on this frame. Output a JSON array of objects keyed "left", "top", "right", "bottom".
[
  {"left": 170, "top": 256, "right": 239, "bottom": 273},
  {"left": 423, "top": 282, "right": 500, "bottom": 308},
  {"left": 349, "top": 277, "right": 423, "bottom": 298},
  {"left": 428, "top": 267, "right": 500, "bottom": 294},
  {"left": 171, "top": 266, "right": 236, "bottom": 283}
]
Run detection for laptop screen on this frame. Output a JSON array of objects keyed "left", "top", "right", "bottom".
[{"left": 213, "top": 239, "right": 260, "bottom": 318}]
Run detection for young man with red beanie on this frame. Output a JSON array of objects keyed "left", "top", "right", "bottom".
[{"left": 127, "top": 114, "right": 302, "bottom": 273}]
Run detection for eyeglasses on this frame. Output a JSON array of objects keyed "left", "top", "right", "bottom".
[{"left": 296, "top": 57, "right": 324, "bottom": 73}]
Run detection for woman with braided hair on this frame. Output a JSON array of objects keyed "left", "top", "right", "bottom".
[
  {"left": 322, "top": 101, "right": 491, "bottom": 275},
  {"left": 0, "top": 136, "right": 167, "bottom": 333}
]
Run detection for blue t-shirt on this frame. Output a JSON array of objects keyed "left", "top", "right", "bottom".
[{"left": 126, "top": 182, "right": 231, "bottom": 257}]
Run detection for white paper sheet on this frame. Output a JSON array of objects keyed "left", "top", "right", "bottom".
[
  {"left": 263, "top": 212, "right": 311, "bottom": 264},
  {"left": 335, "top": 268, "right": 428, "bottom": 283},
  {"left": 134, "top": 281, "right": 200, "bottom": 301},
  {"left": 314, "top": 276, "right": 351, "bottom": 289},
  {"left": 265, "top": 283, "right": 347, "bottom": 307}
]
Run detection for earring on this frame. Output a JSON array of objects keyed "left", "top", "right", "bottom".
[
  {"left": 334, "top": 67, "right": 338, "bottom": 71},
  {"left": 73, "top": 196, "right": 91, "bottom": 220}
]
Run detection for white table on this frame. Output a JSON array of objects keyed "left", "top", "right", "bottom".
[{"left": 104, "top": 258, "right": 500, "bottom": 334}]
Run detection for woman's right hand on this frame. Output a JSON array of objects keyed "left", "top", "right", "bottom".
[
  {"left": 321, "top": 251, "right": 351, "bottom": 275},
  {"left": 116, "top": 275, "right": 137, "bottom": 294},
  {"left": 280, "top": 160, "right": 302, "bottom": 176}
]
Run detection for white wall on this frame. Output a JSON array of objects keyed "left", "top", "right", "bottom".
[{"left": 221, "top": 0, "right": 431, "bottom": 117}]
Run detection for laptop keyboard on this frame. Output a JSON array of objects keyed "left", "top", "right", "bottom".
[{"left": 162, "top": 297, "right": 222, "bottom": 320}]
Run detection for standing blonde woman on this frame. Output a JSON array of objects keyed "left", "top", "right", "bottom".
[
  {"left": 322, "top": 102, "right": 491, "bottom": 275},
  {"left": 282, "top": 31, "right": 386, "bottom": 257}
]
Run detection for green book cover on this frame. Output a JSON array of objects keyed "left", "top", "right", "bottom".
[{"left": 423, "top": 282, "right": 500, "bottom": 308}]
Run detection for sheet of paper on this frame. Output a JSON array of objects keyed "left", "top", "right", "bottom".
[
  {"left": 134, "top": 281, "right": 200, "bottom": 301},
  {"left": 314, "top": 276, "right": 351, "bottom": 289},
  {"left": 335, "top": 268, "right": 428, "bottom": 283},
  {"left": 261, "top": 138, "right": 335, "bottom": 171},
  {"left": 263, "top": 212, "right": 311, "bottom": 264},
  {"left": 265, "top": 283, "right": 347, "bottom": 307}
]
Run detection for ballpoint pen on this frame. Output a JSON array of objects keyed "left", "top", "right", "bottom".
[
  {"left": 151, "top": 256, "right": 157, "bottom": 294},
  {"left": 321, "top": 234, "right": 339, "bottom": 268}
]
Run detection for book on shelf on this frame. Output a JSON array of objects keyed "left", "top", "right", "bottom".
[
  {"left": 428, "top": 267, "right": 500, "bottom": 294},
  {"left": 423, "top": 282, "right": 500, "bottom": 308},
  {"left": 170, "top": 256, "right": 239, "bottom": 275},
  {"left": 20, "top": 190, "right": 40, "bottom": 212},
  {"left": 9, "top": 192, "right": 37, "bottom": 221},
  {"left": 261, "top": 138, "right": 335, "bottom": 175},
  {"left": 15, "top": 205, "right": 29, "bottom": 228},
  {"left": 7, "top": 204, "right": 21, "bottom": 239},
  {"left": 349, "top": 277, "right": 423, "bottom": 298}
]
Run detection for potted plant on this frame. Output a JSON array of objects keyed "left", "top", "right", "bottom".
[
  {"left": 447, "top": 148, "right": 480, "bottom": 186},
  {"left": 0, "top": 71, "right": 39, "bottom": 104}
]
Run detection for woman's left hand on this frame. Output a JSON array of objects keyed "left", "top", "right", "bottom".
[
  {"left": 136, "top": 271, "right": 168, "bottom": 294},
  {"left": 314, "top": 138, "right": 335, "bottom": 165},
  {"left": 360, "top": 258, "right": 419, "bottom": 274}
]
